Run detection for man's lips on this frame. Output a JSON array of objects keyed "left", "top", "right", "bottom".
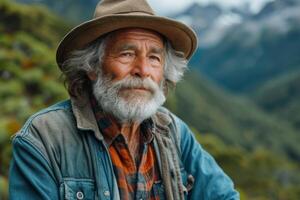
[{"left": 121, "top": 87, "right": 152, "bottom": 93}]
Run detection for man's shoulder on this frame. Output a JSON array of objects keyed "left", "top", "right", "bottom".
[
  {"left": 11, "top": 100, "right": 77, "bottom": 164},
  {"left": 156, "top": 106, "right": 192, "bottom": 143},
  {"left": 15, "top": 99, "right": 75, "bottom": 139},
  {"left": 156, "top": 106, "right": 186, "bottom": 127},
  {"left": 155, "top": 106, "right": 189, "bottom": 143}
]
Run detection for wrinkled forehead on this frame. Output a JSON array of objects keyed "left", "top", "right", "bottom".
[{"left": 105, "top": 27, "right": 165, "bottom": 47}]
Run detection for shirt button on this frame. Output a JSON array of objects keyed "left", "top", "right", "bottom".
[
  {"left": 104, "top": 190, "right": 110, "bottom": 196},
  {"left": 76, "top": 191, "right": 84, "bottom": 199}
]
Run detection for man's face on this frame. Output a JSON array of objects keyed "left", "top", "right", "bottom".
[
  {"left": 90, "top": 28, "right": 166, "bottom": 123},
  {"left": 102, "top": 28, "right": 164, "bottom": 96}
]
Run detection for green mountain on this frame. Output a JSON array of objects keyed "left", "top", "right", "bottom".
[
  {"left": 15, "top": 0, "right": 98, "bottom": 23},
  {"left": 165, "top": 72, "right": 300, "bottom": 160},
  {"left": 194, "top": 24, "right": 300, "bottom": 93},
  {"left": 253, "top": 69, "right": 300, "bottom": 132},
  {"left": 191, "top": 0, "right": 300, "bottom": 93}
]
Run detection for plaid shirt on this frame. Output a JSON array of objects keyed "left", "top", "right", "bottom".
[{"left": 91, "top": 97, "right": 164, "bottom": 200}]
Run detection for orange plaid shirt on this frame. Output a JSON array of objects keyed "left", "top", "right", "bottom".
[{"left": 91, "top": 97, "right": 164, "bottom": 199}]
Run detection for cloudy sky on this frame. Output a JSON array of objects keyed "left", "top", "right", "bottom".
[{"left": 148, "top": 0, "right": 275, "bottom": 15}]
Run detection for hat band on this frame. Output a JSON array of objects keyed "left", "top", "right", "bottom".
[{"left": 95, "top": 11, "right": 154, "bottom": 18}]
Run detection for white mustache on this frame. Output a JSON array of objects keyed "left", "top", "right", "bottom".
[
  {"left": 111, "top": 76, "right": 160, "bottom": 93},
  {"left": 93, "top": 74, "right": 166, "bottom": 123}
]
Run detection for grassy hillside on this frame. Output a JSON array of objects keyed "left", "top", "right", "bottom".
[
  {"left": 0, "top": 2, "right": 69, "bottom": 199},
  {"left": 197, "top": 133, "right": 300, "bottom": 200},
  {"left": 253, "top": 69, "right": 300, "bottom": 132},
  {"left": 0, "top": 0, "right": 69, "bottom": 129},
  {"left": 165, "top": 71, "right": 300, "bottom": 160},
  {"left": 0, "top": 0, "right": 69, "bottom": 44}
]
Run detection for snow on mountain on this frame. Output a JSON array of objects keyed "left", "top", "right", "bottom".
[
  {"left": 171, "top": 3, "right": 245, "bottom": 47},
  {"left": 171, "top": 0, "right": 300, "bottom": 47}
]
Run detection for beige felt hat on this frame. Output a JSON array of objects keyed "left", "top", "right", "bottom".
[{"left": 56, "top": 0, "right": 198, "bottom": 68}]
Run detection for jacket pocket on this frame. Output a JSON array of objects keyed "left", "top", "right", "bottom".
[{"left": 60, "top": 178, "right": 95, "bottom": 200}]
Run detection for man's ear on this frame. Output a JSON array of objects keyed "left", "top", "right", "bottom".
[{"left": 87, "top": 71, "right": 97, "bottom": 81}]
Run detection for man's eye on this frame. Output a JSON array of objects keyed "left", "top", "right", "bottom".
[
  {"left": 120, "top": 52, "right": 134, "bottom": 57},
  {"left": 150, "top": 55, "right": 161, "bottom": 62}
]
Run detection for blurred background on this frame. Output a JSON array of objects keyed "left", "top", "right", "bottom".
[{"left": 0, "top": 0, "right": 300, "bottom": 199}]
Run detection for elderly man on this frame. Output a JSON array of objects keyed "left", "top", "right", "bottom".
[{"left": 9, "top": 0, "right": 239, "bottom": 199}]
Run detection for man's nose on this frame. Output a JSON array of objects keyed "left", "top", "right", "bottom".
[{"left": 131, "top": 56, "right": 151, "bottom": 78}]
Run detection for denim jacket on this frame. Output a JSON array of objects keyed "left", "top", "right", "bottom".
[{"left": 9, "top": 95, "right": 239, "bottom": 200}]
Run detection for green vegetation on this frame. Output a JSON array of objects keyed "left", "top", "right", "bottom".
[
  {"left": 0, "top": 1, "right": 300, "bottom": 200},
  {"left": 0, "top": 0, "right": 69, "bottom": 137},
  {"left": 15, "top": 0, "right": 98, "bottom": 23},
  {"left": 165, "top": 72, "right": 300, "bottom": 160},
  {"left": 197, "top": 133, "right": 300, "bottom": 200},
  {"left": 0, "top": 0, "right": 69, "bottom": 45},
  {"left": 0, "top": 1, "right": 69, "bottom": 198},
  {"left": 253, "top": 70, "right": 300, "bottom": 132}
]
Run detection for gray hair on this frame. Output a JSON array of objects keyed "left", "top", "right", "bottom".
[{"left": 61, "top": 34, "right": 188, "bottom": 98}]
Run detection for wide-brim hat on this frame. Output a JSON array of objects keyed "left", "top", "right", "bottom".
[{"left": 56, "top": 0, "right": 198, "bottom": 68}]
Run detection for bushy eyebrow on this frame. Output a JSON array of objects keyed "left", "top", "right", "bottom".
[
  {"left": 150, "top": 47, "right": 164, "bottom": 55},
  {"left": 118, "top": 44, "right": 137, "bottom": 51},
  {"left": 116, "top": 43, "right": 164, "bottom": 55}
]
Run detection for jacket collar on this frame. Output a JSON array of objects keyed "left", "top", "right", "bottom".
[{"left": 70, "top": 93, "right": 104, "bottom": 141}]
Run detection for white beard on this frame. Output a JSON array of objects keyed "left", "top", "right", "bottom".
[{"left": 92, "top": 73, "right": 166, "bottom": 123}]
